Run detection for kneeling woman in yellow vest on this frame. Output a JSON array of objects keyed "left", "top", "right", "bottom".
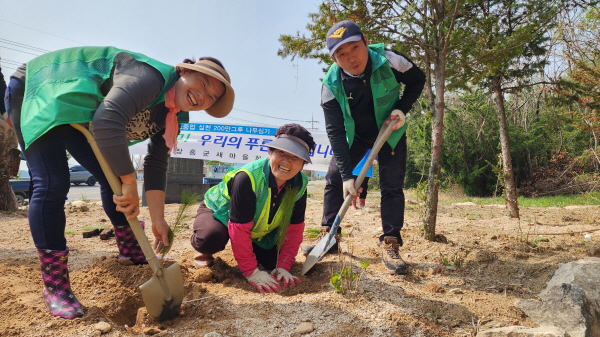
[
  {"left": 4, "top": 46, "right": 234, "bottom": 319},
  {"left": 190, "top": 123, "right": 315, "bottom": 293}
]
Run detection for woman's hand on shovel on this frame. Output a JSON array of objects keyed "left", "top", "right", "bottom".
[
  {"left": 152, "top": 218, "right": 171, "bottom": 254},
  {"left": 114, "top": 174, "right": 140, "bottom": 220}
]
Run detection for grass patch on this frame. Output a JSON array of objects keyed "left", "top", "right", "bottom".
[
  {"left": 64, "top": 230, "right": 77, "bottom": 235},
  {"left": 305, "top": 227, "right": 321, "bottom": 239},
  {"left": 449, "top": 191, "right": 600, "bottom": 208},
  {"left": 82, "top": 225, "right": 109, "bottom": 231}
]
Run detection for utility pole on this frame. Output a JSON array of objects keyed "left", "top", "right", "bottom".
[{"left": 306, "top": 114, "right": 320, "bottom": 130}]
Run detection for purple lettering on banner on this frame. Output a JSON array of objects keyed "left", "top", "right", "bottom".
[
  {"left": 315, "top": 144, "right": 331, "bottom": 158},
  {"left": 225, "top": 136, "right": 242, "bottom": 149},
  {"left": 214, "top": 135, "right": 228, "bottom": 147},
  {"left": 200, "top": 135, "right": 212, "bottom": 145},
  {"left": 245, "top": 138, "right": 260, "bottom": 150}
]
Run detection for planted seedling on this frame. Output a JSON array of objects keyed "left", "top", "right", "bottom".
[{"left": 160, "top": 189, "right": 200, "bottom": 266}]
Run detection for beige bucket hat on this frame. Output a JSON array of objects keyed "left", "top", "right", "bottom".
[{"left": 176, "top": 59, "right": 234, "bottom": 118}]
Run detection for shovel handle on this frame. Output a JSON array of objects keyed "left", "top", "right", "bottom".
[
  {"left": 332, "top": 120, "right": 397, "bottom": 230},
  {"left": 71, "top": 123, "right": 163, "bottom": 276}
]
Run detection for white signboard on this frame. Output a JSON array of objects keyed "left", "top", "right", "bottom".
[{"left": 130, "top": 122, "right": 333, "bottom": 172}]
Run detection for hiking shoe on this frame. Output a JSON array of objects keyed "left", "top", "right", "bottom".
[
  {"left": 302, "top": 226, "right": 339, "bottom": 256},
  {"left": 380, "top": 236, "right": 408, "bottom": 275}
]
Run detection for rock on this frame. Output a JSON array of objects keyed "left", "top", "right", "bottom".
[
  {"left": 143, "top": 327, "right": 163, "bottom": 335},
  {"left": 204, "top": 333, "right": 223, "bottom": 337},
  {"left": 133, "top": 307, "right": 161, "bottom": 334},
  {"left": 424, "top": 283, "right": 445, "bottom": 293},
  {"left": 448, "top": 288, "right": 463, "bottom": 294},
  {"left": 476, "top": 325, "right": 566, "bottom": 336},
  {"left": 564, "top": 205, "right": 598, "bottom": 210},
  {"left": 452, "top": 202, "right": 477, "bottom": 206},
  {"left": 516, "top": 258, "right": 600, "bottom": 337},
  {"left": 517, "top": 284, "right": 589, "bottom": 337},
  {"left": 94, "top": 321, "right": 112, "bottom": 333},
  {"left": 467, "top": 249, "right": 497, "bottom": 263},
  {"left": 192, "top": 267, "right": 213, "bottom": 283},
  {"left": 295, "top": 322, "right": 314, "bottom": 334},
  {"left": 70, "top": 200, "right": 90, "bottom": 212}
]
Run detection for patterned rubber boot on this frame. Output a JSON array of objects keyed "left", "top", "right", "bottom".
[
  {"left": 114, "top": 221, "right": 147, "bottom": 265},
  {"left": 37, "top": 247, "right": 84, "bottom": 319}
]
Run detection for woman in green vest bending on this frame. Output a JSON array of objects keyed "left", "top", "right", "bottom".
[
  {"left": 4, "top": 46, "right": 234, "bottom": 319},
  {"left": 190, "top": 124, "right": 315, "bottom": 293}
]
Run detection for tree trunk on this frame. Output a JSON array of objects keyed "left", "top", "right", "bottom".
[
  {"left": 491, "top": 76, "right": 520, "bottom": 218},
  {"left": 0, "top": 118, "right": 20, "bottom": 212},
  {"left": 423, "top": 53, "right": 446, "bottom": 241}
]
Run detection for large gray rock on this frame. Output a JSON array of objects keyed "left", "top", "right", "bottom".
[
  {"left": 477, "top": 325, "right": 566, "bottom": 337},
  {"left": 516, "top": 257, "right": 600, "bottom": 337},
  {"left": 542, "top": 257, "right": 600, "bottom": 309}
]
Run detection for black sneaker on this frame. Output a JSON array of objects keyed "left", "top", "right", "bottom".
[
  {"left": 302, "top": 226, "right": 339, "bottom": 256},
  {"left": 380, "top": 236, "right": 408, "bottom": 275}
]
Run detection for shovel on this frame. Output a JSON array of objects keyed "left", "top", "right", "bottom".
[
  {"left": 71, "top": 123, "right": 184, "bottom": 320},
  {"left": 302, "top": 119, "right": 398, "bottom": 275}
]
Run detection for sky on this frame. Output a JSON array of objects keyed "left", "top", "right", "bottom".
[{"left": 0, "top": 0, "right": 328, "bottom": 130}]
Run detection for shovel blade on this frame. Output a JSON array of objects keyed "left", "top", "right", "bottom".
[
  {"left": 139, "top": 262, "right": 184, "bottom": 320},
  {"left": 301, "top": 231, "right": 337, "bottom": 275}
]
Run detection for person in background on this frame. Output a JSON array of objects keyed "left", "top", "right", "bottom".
[
  {"left": 190, "top": 124, "right": 315, "bottom": 293},
  {"left": 5, "top": 46, "right": 234, "bottom": 319},
  {"left": 0, "top": 64, "right": 6, "bottom": 118},
  {"left": 313, "top": 20, "right": 425, "bottom": 275}
]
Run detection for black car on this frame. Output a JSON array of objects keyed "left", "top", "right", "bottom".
[
  {"left": 69, "top": 165, "right": 97, "bottom": 186},
  {"left": 10, "top": 169, "right": 31, "bottom": 205}
]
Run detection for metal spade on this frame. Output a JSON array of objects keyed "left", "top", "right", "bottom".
[
  {"left": 302, "top": 120, "right": 398, "bottom": 275},
  {"left": 72, "top": 124, "right": 184, "bottom": 320}
]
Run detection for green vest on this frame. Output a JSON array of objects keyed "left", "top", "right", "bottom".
[
  {"left": 322, "top": 43, "right": 407, "bottom": 148},
  {"left": 21, "top": 46, "right": 180, "bottom": 149},
  {"left": 204, "top": 158, "right": 308, "bottom": 249}
]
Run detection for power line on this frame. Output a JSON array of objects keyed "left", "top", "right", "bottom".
[
  {"left": 232, "top": 107, "right": 317, "bottom": 124},
  {"left": 0, "top": 45, "right": 40, "bottom": 56},
  {"left": 1, "top": 65, "right": 17, "bottom": 71},
  {"left": 2, "top": 59, "right": 25, "bottom": 66},
  {"left": 0, "top": 18, "right": 86, "bottom": 44},
  {"left": 224, "top": 116, "right": 279, "bottom": 127},
  {"left": 0, "top": 38, "right": 50, "bottom": 53}
]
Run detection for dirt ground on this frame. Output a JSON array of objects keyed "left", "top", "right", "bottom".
[{"left": 1, "top": 183, "right": 600, "bottom": 337}]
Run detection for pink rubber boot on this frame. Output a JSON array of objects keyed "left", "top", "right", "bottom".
[{"left": 37, "top": 247, "right": 84, "bottom": 319}]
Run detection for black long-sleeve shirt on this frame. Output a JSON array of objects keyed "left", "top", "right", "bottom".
[{"left": 321, "top": 49, "right": 426, "bottom": 181}]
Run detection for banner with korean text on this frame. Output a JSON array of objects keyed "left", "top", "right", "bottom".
[{"left": 129, "top": 122, "right": 333, "bottom": 171}]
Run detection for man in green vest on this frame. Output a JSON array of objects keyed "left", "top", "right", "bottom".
[{"left": 312, "top": 20, "right": 425, "bottom": 275}]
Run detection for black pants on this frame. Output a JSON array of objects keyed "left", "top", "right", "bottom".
[
  {"left": 6, "top": 77, "right": 128, "bottom": 250},
  {"left": 190, "top": 203, "right": 278, "bottom": 270},
  {"left": 322, "top": 135, "right": 407, "bottom": 245}
]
